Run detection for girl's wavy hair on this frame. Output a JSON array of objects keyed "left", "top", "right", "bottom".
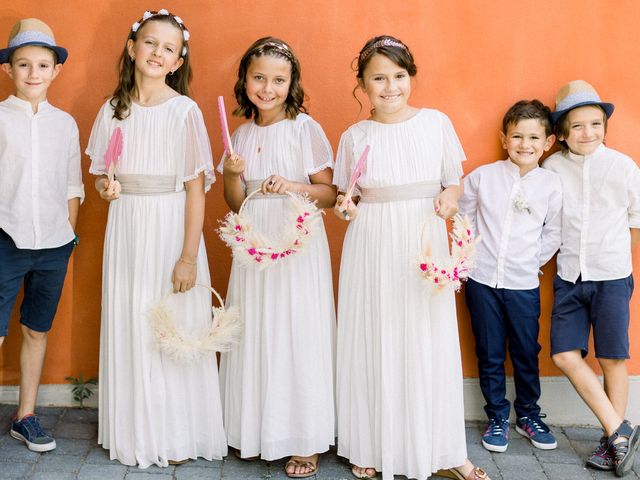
[
  {"left": 233, "top": 37, "right": 307, "bottom": 120},
  {"left": 352, "top": 35, "right": 417, "bottom": 111},
  {"left": 110, "top": 10, "right": 193, "bottom": 120}
]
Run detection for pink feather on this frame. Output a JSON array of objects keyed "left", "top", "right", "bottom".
[
  {"left": 104, "top": 127, "right": 123, "bottom": 181},
  {"left": 217, "top": 96, "right": 234, "bottom": 156},
  {"left": 345, "top": 144, "right": 370, "bottom": 200}
]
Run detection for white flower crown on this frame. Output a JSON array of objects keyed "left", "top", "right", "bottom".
[{"left": 131, "top": 9, "right": 189, "bottom": 56}]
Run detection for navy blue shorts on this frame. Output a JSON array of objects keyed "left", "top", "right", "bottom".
[
  {"left": 0, "top": 229, "right": 74, "bottom": 337},
  {"left": 550, "top": 274, "right": 634, "bottom": 359}
]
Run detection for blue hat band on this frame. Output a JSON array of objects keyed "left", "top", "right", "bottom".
[
  {"left": 9, "top": 30, "right": 58, "bottom": 49},
  {"left": 556, "top": 91, "right": 603, "bottom": 113}
]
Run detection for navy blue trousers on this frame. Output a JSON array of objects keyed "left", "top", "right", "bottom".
[{"left": 465, "top": 278, "right": 542, "bottom": 420}]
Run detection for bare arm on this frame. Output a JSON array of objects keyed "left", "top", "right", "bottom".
[
  {"left": 631, "top": 228, "right": 640, "bottom": 251},
  {"left": 262, "top": 168, "right": 337, "bottom": 209},
  {"left": 67, "top": 198, "right": 80, "bottom": 231},
  {"left": 172, "top": 172, "right": 205, "bottom": 293},
  {"left": 222, "top": 153, "right": 246, "bottom": 213},
  {"left": 434, "top": 183, "right": 463, "bottom": 219}
]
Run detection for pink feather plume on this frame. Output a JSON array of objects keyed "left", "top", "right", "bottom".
[
  {"left": 345, "top": 144, "right": 370, "bottom": 200},
  {"left": 217, "top": 96, "right": 234, "bottom": 156},
  {"left": 104, "top": 127, "right": 123, "bottom": 181}
]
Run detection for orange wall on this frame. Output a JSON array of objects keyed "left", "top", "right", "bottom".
[{"left": 1, "top": 0, "right": 639, "bottom": 385}]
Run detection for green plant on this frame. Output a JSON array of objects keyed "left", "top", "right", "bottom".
[{"left": 65, "top": 375, "right": 98, "bottom": 408}]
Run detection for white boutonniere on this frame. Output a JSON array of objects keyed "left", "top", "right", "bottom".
[{"left": 513, "top": 191, "right": 531, "bottom": 214}]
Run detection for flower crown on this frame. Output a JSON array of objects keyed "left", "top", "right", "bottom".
[
  {"left": 360, "top": 38, "right": 408, "bottom": 62},
  {"left": 131, "top": 9, "right": 190, "bottom": 56}
]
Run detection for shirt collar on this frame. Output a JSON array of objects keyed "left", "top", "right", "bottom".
[
  {"left": 567, "top": 143, "right": 606, "bottom": 161},
  {"left": 504, "top": 158, "right": 539, "bottom": 178},
  {"left": 7, "top": 95, "right": 53, "bottom": 115}
]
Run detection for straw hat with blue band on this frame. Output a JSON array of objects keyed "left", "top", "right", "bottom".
[
  {"left": 550, "top": 80, "right": 614, "bottom": 125},
  {"left": 0, "top": 18, "right": 68, "bottom": 64}
]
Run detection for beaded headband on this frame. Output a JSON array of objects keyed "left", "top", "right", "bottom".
[
  {"left": 131, "top": 9, "right": 190, "bottom": 56},
  {"left": 255, "top": 41, "right": 294, "bottom": 62},
  {"left": 360, "top": 38, "right": 408, "bottom": 62}
]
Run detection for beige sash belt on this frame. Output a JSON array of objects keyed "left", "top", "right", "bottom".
[
  {"left": 118, "top": 174, "right": 177, "bottom": 195},
  {"left": 359, "top": 181, "right": 441, "bottom": 203},
  {"left": 245, "top": 179, "right": 288, "bottom": 199}
]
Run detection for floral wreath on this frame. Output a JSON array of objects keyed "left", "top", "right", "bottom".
[
  {"left": 131, "top": 9, "right": 190, "bottom": 57},
  {"left": 218, "top": 189, "right": 323, "bottom": 269},
  {"left": 418, "top": 214, "right": 479, "bottom": 292},
  {"left": 148, "top": 284, "right": 242, "bottom": 363}
]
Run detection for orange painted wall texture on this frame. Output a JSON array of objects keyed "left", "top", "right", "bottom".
[{"left": 1, "top": 0, "right": 639, "bottom": 385}]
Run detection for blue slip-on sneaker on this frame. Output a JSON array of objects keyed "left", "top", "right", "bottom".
[
  {"left": 516, "top": 414, "right": 557, "bottom": 450},
  {"left": 482, "top": 417, "right": 510, "bottom": 452},
  {"left": 10, "top": 414, "right": 56, "bottom": 452}
]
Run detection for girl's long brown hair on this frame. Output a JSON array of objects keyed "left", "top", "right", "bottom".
[
  {"left": 233, "top": 37, "right": 307, "bottom": 120},
  {"left": 110, "top": 11, "right": 192, "bottom": 120}
]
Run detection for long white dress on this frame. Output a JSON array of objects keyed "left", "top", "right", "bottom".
[
  {"left": 333, "top": 109, "right": 467, "bottom": 480},
  {"left": 87, "top": 96, "right": 227, "bottom": 468},
  {"left": 218, "top": 114, "right": 336, "bottom": 460}
]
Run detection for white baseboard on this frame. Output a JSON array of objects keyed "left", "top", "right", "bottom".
[
  {"left": 463, "top": 375, "right": 640, "bottom": 427},
  {"left": 0, "top": 384, "right": 98, "bottom": 408},
  {"left": 1, "top": 377, "right": 638, "bottom": 427}
]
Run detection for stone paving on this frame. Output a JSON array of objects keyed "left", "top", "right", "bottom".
[{"left": 1, "top": 404, "right": 640, "bottom": 479}]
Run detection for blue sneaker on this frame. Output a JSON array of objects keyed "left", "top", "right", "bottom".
[
  {"left": 482, "top": 417, "right": 510, "bottom": 452},
  {"left": 10, "top": 414, "right": 56, "bottom": 452},
  {"left": 516, "top": 414, "right": 557, "bottom": 450}
]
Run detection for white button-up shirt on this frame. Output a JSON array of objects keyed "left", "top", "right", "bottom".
[
  {"left": 0, "top": 95, "right": 84, "bottom": 249},
  {"left": 459, "top": 159, "right": 563, "bottom": 290},
  {"left": 543, "top": 144, "right": 640, "bottom": 283}
]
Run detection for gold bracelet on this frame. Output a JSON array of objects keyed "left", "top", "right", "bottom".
[{"left": 179, "top": 256, "right": 197, "bottom": 266}]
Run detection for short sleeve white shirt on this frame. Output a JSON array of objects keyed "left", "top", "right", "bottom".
[
  {"left": 459, "top": 160, "right": 563, "bottom": 289},
  {"left": 0, "top": 95, "right": 84, "bottom": 249},
  {"left": 542, "top": 144, "right": 640, "bottom": 282}
]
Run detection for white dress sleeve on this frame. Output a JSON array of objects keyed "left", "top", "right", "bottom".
[
  {"left": 86, "top": 101, "right": 112, "bottom": 175},
  {"left": 440, "top": 112, "right": 465, "bottom": 187},
  {"left": 183, "top": 105, "right": 215, "bottom": 192},
  {"left": 299, "top": 116, "right": 333, "bottom": 177},
  {"left": 333, "top": 129, "right": 355, "bottom": 194}
]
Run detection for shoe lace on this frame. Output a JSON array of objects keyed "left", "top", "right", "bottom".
[
  {"left": 485, "top": 418, "right": 507, "bottom": 436},
  {"left": 524, "top": 414, "right": 550, "bottom": 434},
  {"left": 23, "top": 415, "right": 46, "bottom": 438}
]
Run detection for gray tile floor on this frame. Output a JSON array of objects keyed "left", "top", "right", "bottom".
[{"left": 1, "top": 404, "right": 639, "bottom": 479}]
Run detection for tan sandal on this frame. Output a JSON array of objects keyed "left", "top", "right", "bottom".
[
  {"left": 435, "top": 467, "right": 490, "bottom": 480},
  {"left": 285, "top": 454, "right": 320, "bottom": 478},
  {"left": 351, "top": 464, "right": 377, "bottom": 479}
]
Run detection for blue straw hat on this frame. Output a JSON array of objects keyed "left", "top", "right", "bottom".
[
  {"left": 550, "top": 80, "right": 614, "bottom": 125},
  {"left": 0, "top": 18, "right": 68, "bottom": 64}
]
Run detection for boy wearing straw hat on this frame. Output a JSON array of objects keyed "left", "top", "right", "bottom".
[
  {"left": 0, "top": 18, "right": 83, "bottom": 452},
  {"left": 543, "top": 80, "right": 640, "bottom": 477}
]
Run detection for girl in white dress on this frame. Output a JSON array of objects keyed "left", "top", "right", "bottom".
[
  {"left": 87, "top": 10, "right": 226, "bottom": 468},
  {"left": 333, "top": 35, "right": 490, "bottom": 480},
  {"left": 218, "top": 37, "right": 336, "bottom": 478}
]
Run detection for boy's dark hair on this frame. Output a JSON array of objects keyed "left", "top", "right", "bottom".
[
  {"left": 502, "top": 100, "right": 553, "bottom": 137},
  {"left": 554, "top": 105, "right": 608, "bottom": 152},
  {"left": 110, "top": 11, "right": 192, "bottom": 121},
  {"left": 233, "top": 37, "right": 306, "bottom": 120}
]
